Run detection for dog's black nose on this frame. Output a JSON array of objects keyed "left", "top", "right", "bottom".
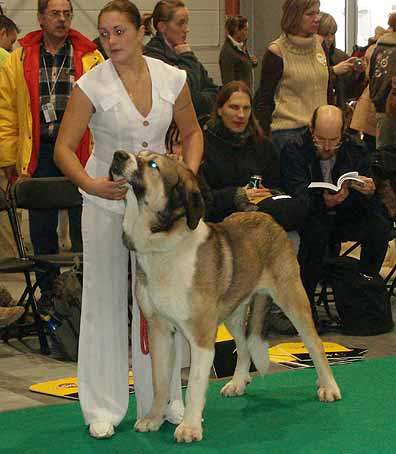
[{"left": 113, "top": 150, "right": 130, "bottom": 162}]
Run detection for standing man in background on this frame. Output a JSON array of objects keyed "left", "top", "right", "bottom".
[
  {"left": 0, "top": 11, "right": 20, "bottom": 258},
  {"left": 0, "top": 12, "right": 19, "bottom": 66},
  {"left": 0, "top": 9, "right": 25, "bottom": 329},
  {"left": 219, "top": 15, "right": 257, "bottom": 90},
  {"left": 0, "top": 0, "right": 103, "bottom": 301}
]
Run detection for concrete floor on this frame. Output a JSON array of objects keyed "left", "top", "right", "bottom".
[{"left": 1, "top": 271, "right": 396, "bottom": 414}]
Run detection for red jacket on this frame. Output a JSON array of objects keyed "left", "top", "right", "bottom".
[{"left": 18, "top": 29, "right": 103, "bottom": 175}]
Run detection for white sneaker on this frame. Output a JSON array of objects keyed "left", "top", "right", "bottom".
[
  {"left": 165, "top": 400, "right": 184, "bottom": 425},
  {"left": 89, "top": 422, "right": 115, "bottom": 439}
]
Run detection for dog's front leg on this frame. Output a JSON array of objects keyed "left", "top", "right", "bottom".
[
  {"left": 174, "top": 341, "right": 215, "bottom": 443},
  {"left": 134, "top": 315, "right": 175, "bottom": 432}
]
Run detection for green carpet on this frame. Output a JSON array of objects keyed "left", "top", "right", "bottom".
[{"left": 1, "top": 357, "right": 395, "bottom": 454}]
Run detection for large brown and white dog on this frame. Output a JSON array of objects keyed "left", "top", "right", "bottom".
[{"left": 109, "top": 150, "right": 342, "bottom": 443}]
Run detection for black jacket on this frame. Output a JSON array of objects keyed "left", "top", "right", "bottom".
[
  {"left": 219, "top": 37, "right": 254, "bottom": 89},
  {"left": 326, "top": 45, "right": 365, "bottom": 109},
  {"left": 200, "top": 120, "right": 280, "bottom": 222},
  {"left": 200, "top": 120, "right": 308, "bottom": 230},
  {"left": 280, "top": 128, "right": 382, "bottom": 216},
  {"left": 144, "top": 33, "right": 218, "bottom": 118}
]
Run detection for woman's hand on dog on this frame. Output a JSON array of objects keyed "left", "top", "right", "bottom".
[{"left": 89, "top": 176, "right": 129, "bottom": 200}]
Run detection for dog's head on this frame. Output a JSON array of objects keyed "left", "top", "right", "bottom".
[{"left": 110, "top": 150, "right": 204, "bottom": 232}]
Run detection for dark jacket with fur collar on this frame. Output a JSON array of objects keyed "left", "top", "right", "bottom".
[{"left": 144, "top": 33, "right": 218, "bottom": 118}]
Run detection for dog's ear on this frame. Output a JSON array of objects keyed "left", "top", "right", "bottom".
[{"left": 176, "top": 165, "right": 205, "bottom": 230}]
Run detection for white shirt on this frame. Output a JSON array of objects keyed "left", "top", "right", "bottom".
[{"left": 77, "top": 56, "right": 186, "bottom": 213}]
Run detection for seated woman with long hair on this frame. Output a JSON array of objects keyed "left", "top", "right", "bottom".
[{"left": 200, "top": 80, "right": 307, "bottom": 236}]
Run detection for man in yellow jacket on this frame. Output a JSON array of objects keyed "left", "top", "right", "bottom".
[
  {"left": 0, "top": 12, "right": 26, "bottom": 329},
  {"left": 0, "top": 0, "right": 103, "bottom": 295},
  {"left": 0, "top": 13, "right": 20, "bottom": 258},
  {"left": 0, "top": 14, "right": 19, "bottom": 67}
]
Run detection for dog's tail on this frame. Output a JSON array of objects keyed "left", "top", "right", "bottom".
[{"left": 246, "top": 293, "right": 271, "bottom": 375}]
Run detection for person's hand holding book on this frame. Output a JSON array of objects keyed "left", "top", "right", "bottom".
[
  {"left": 323, "top": 183, "right": 349, "bottom": 208},
  {"left": 350, "top": 176, "right": 375, "bottom": 196}
]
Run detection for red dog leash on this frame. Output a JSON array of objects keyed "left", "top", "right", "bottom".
[{"left": 140, "top": 309, "right": 149, "bottom": 355}]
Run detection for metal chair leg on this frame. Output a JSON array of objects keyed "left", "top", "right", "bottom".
[{"left": 24, "top": 271, "right": 51, "bottom": 355}]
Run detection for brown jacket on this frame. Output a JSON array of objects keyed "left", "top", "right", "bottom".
[{"left": 350, "top": 44, "right": 377, "bottom": 137}]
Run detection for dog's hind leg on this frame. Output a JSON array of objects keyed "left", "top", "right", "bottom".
[
  {"left": 246, "top": 292, "right": 271, "bottom": 375},
  {"left": 134, "top": 314, "right": 176, "bottom": 433},
  {"left": 273, "top": 279, "right": 342, "bottom": 403},
  {"left": 220, "top": 303, "right": 252, "bottom": 397},
  {"left": 220, "top": 294, "right": 271, "bottom": 397}
]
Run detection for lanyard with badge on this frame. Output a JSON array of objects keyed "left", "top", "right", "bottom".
[{"left": 41, "top": 54, "right": 67, "bottom": 123}]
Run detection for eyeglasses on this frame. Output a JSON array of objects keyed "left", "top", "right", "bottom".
[
  {"left": 46, "top": 10, "right": 73, "bottom": 20},
  {"left": 312, "top": 134, "right": 342, "bottom": 150}
]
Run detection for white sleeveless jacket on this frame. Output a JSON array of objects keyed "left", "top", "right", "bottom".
[{"left": 77, "top": 56, "right": 186, "bottom": 213}]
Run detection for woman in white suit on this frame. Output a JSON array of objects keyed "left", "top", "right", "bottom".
[{"left": 54, "top": 0, "right": 203, "bottom": 439}]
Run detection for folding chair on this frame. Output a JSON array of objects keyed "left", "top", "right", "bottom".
[
  {"left": 2, "top": 177, "right": 83, "bottom": 354},
  {"left": 0, "top": 188, "right": 50, "bottom": 354},
  {"left": 11, "top": 177, "right": 83, "bottom": 267}
]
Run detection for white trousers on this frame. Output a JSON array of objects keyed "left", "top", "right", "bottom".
[{"left": 78, "top": 199, "right": 183, "bottom": 427}]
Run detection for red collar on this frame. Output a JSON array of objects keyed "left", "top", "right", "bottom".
[{"left": 18, "top": 29, "right": 97, "bottom": 54}]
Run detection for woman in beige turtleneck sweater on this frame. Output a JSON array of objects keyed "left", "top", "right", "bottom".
[{"left": 254, "top": 0, "right": 356, "bottom": 155}]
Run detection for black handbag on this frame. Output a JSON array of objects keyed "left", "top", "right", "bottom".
[{"left": 325, "top": 256, "right": 394, "bottom": 336}]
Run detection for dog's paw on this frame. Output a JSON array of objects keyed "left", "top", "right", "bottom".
[
  {"left": 317, "top": 382, "right": 342, "bottom": 402},
  {"left": 220, "top": 377, "right": 251, "bottom": 397},
  {"left": 134, "top": 415, "right": 164, "bottom": 432},
  {"left": 174, "top": 422, "right": 203, "bottom": 443}
]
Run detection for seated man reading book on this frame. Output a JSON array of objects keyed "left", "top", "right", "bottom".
[{"left": 280, "top": 105, "right": 391, "bottom": 312}]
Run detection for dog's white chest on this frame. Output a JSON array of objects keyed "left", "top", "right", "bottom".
[{"left": 137, "top": 251, "right": 196, "bottom": 321}]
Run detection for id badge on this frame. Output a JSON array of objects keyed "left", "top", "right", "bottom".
[{"left": 42, "top": 102, "right": 57, "bottom": 123}]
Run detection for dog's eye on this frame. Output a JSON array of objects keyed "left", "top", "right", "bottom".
[{"left": 148, "top": 160, "right": 159, "bottom": 170}]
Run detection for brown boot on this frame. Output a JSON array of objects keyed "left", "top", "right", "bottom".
[{"left": 0, "top": 307, "right": 24, "bottom": 328}]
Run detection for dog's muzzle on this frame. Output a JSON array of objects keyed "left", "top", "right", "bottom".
[
  {"left": 109, "top": 150, "right": 131, "bottom": 180},
  {"left": 109, "top": 151, "right": 145, "bottom": 198}
]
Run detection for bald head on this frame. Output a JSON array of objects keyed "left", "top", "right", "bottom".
[
  {"left": 311, "top": 105, "right": 344, "bottom": 160},
  {"left": 313, "top": 105, "right": 343, "bottom": 131}
]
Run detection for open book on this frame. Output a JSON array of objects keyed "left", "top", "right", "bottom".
[{"left": 308, "top": 171, "right": 365, "bottom": 192}]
